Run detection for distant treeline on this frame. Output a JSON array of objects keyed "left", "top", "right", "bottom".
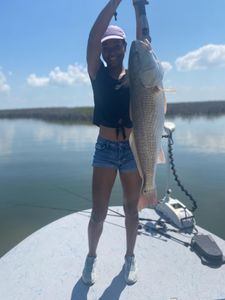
[
  {"left": 0, "top": 107, "right": 93, "bottom": 123},
  {"left": 0, "top": 100, "right": 225, "bottom": 123},
  {"left": 166, "top": 100, "right": 225, "bottom": 118}
]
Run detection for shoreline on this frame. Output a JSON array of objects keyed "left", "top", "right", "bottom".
[{"left": 0, "top": 100, "right": 225, "bottom": 123}]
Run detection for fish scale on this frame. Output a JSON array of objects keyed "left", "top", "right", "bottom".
[{"left": 128, "top": 40, "right": 165, "bottom": 208}]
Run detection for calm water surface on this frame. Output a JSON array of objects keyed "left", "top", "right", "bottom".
[{"left": 0, "top": 117, "right": 225, "bottom": 257}]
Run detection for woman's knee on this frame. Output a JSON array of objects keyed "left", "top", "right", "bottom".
[
  {"left": 90, "top": 209, "right": 107, "bottom": 224},
  {"left": 123, "top": 202, "right": 138, "bottom": 218}
]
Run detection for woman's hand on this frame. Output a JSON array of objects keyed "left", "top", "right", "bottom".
[{"left": 132, "top": 0, "right": 149, "bottom": 6}]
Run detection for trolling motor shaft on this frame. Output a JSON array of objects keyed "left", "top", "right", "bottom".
[{"left": 154, "top": 122, "right": 197, "bottom": 230}]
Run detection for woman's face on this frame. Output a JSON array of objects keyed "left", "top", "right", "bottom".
[{"left": 101, "top": 39, "right": 126, "bottom": 69}]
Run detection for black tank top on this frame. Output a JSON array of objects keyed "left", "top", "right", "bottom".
[{"left": 91, "top": 62, "right": 133, "bottom": 135}]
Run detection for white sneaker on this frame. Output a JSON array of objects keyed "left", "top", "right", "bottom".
[
  {"left": 124, "top": 255, "right": 138, "bottom": 285},
  {"left": 82, "top": 256, "right": 97, "bottom": 285}
]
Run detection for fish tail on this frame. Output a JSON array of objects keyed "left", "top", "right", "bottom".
[
  {"left": 157, "top": 145, "right": 166, "bottom": 164},
  {"left": 138, "top": 187, "right": 158, "bottom": 211}
]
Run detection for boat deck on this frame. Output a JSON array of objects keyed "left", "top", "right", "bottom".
[{"left": 0, "top": 206, "right": 225, "bottom": 300}]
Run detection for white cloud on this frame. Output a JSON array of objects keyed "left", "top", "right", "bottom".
[
  {"left": 27, "top": 63, "right": 90, "bottom": 87},
  {"left": 27, "top": 74, "right": 50, "bottom": 87},
  {"left": 0, "top": 70, "right": 11, "bottom": 93},
  {"left": 161, "top": 61, "right": 173, "bottom": 73},
  {"left": 49, "top": 64, "right": 89, "bottom": 85},
  {"left": 175, "top": 44, "right": 225, "bottom": 71}
]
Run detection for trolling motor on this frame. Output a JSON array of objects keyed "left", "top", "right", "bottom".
[
  {"left": 155, "top": 189, "right": 196, "bottom": 230},
  {"left": 155, "top": 121, "right": 196, "bottom": 230}
]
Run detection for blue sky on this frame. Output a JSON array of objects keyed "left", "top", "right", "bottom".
[{"left": 1, "top": 0, "right": 225, "bottom": 109}]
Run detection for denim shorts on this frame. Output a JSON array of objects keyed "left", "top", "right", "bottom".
[{"left": 92, "top": 136, "right": 137, "bottom": 172}]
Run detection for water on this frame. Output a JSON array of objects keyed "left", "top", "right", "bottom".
[{"left": 0, "top": 117, "right": 225, "bottom": 257}]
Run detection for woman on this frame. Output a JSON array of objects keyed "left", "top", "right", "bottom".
[{"left": 82, "top": 0, "right": 150, "bottom": 286}]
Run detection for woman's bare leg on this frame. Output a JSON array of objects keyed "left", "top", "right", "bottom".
[
  {"left": 119, "top": 170, "right": 142, "bottom": 256},
  {"left": 88, "top": 167, "right": 117, "bottom": 257}
]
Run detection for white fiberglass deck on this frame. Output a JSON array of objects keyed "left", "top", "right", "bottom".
[{"left": 0, "top": 206, "right": 225, "bottom": 300}]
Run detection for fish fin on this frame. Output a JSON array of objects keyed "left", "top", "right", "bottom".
[
  {"left": 157, "top": 145, "right": 166, "bottom": 164},
  {"left": 129, "top": 131, "right": 143, "bottom": 178},
  {"left": 138, "top": 189, "right": 158, "bottom": 211},
  {"left": 158, "top": 87, "right": 176, "bottom": 93}
]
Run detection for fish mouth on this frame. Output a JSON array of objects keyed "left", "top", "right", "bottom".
[{"left": 129, "top": 40, "right": 149, "bottom": 62}]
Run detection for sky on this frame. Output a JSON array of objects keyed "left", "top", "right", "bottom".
[{"left": 1, "top": 0, "right": 225, "bottom": 109}]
